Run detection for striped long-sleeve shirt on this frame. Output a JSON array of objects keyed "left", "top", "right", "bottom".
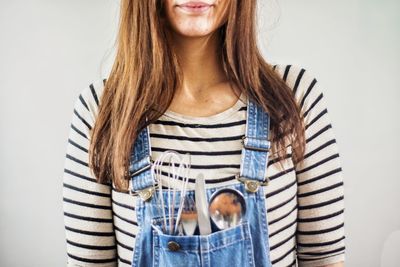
[{"left": 62, "top": 64, "right": 346, "bottom": 266}]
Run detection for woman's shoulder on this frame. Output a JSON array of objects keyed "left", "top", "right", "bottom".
[
  {"left": 272, "top": 63, "right": 319, "bottom": 89},
  {"left": 272, "top": 63, "right": 325, "bottom": 111},
  {"left": 69, "top": 78, "right": 108, "bottom": 140},
  {"left": 73, "top": 78, "right": 107, "bottom": 118}
]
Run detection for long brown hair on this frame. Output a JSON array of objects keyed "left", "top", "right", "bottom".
[{"left": 89, "top": 0, "right": 306, "bottom": 191}]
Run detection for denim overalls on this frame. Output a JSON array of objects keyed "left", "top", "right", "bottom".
[{"left": 128, "top": 96, "right": 273, "bottom": 267}]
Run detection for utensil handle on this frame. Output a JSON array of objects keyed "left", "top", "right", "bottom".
[{"left": 195, "top": 173, "right": 212, "bottom": 235}]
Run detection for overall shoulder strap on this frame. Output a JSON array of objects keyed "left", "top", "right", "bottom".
[
  {"left": 129, "top": 121, "right": 155, "bottom": 200},
  {"left": 237, "top": 97, "right": 271, "bottom": 192}
]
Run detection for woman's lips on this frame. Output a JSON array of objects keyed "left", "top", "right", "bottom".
[{"left": 177, "top": 2, "right": 213, "bottom": 14}]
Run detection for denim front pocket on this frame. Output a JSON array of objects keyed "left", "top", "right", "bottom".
[
  {"left": 207, "top": 220, "right": 255, "bottom": 267},
  {"left": 151, "top": 216, "right": 201, "bottom": 267},
  {"left": 151, "top": 216, "right": 255, "bottom": 267}
]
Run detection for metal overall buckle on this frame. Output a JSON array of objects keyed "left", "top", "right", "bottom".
[
  {"left": 128, "top": 155, "right": 157, "bottom": 201},
  {"left": 235, "top": 174, "right": 270, "bottom": 193},
  {"left": 241, "top": 136, "right": 270, "bottom": 152},
  {"left": 128, "top": 184, "right": 157, "bottom": 201},
  {"left": 238, "top": 135, "right": 270, "bottom": 192}
]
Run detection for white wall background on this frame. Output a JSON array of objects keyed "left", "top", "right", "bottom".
[{"left": 0, "top": 0, "right": 398, "bottom": 266}]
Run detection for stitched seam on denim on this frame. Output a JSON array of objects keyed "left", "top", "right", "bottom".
[
  {"left": 259, "top": 187, "right": 272, "bottom": 264},
  {"left": 206, "top": 236, "right": 249, "bottom": 252},
  {"left": 246, "top": 236, "right": 255, "bottom": 267},
  {"left": 131, "top": 197, "right": 143, "bottom": 266}
]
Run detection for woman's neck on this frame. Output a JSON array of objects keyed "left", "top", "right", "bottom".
[{"left": 168, "top": 29, "right": 228, "bottom": 98}]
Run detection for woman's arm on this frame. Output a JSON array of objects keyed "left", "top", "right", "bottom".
[
  {"left": 280, "top": 65, "right": 346, "bottom": 267},
  {"left": 62, "top": 81, "right": 117, "bottom": 266}
]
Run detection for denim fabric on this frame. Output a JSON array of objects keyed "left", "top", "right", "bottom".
[{"left": 130, "top": 97, "right": 272, "bottom": 267}]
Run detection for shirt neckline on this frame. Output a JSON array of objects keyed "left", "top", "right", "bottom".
[{"left": 161, "top": 92, "right": 247, "bottom": 124}]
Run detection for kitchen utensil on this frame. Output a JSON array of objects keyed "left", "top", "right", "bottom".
[
  {"left": 195, "top": 173, "right": 212, "bottom": 235},
  {"left": 180, "top": 195, "right": 197, "bottom": 236},
  {"left": 208, "top": 188, "right": 246, "bottom": 230},
  {"left": 151, "top": 150, "right": 191, "bottom": 235}
]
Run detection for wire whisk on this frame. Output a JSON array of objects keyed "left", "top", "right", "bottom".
[{"left": 151, "top": 150, "right": 191, "bottom": 235}]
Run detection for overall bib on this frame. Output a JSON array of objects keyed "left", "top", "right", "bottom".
[{"left": 128, "top": 97, "right": 273, "bottom": 267}]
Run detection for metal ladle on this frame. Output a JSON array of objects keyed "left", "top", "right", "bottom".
[{"left": 208, "top": 188, "right": 246, "bottom": 230}]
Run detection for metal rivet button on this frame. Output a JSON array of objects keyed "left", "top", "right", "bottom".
[
  {"left": 246, "top": 181, "right": 259, "bottom": 193},
  {"left": 138, "top": 188, "right": 154, "bottom": 201},
  {"left": 167, "top": 241, "right": 181, "bottom": 251}
]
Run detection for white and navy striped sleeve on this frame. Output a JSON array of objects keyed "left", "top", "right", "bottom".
[
  {"left": 62, "top": 80, "right": 118, "bottom": 266},
  {"left": 282, "top": 65, "right": 346, "bottom": 266}
]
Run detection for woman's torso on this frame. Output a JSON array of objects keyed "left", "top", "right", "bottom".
[
  {"left": 110, "top": 92, "right": 298, "bottom": 266},
  {"left": 63, "top": 64, "right": 345, "bottom": 267}
]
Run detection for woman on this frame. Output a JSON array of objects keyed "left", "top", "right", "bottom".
[{"left": 62, "top": 1, "right": 345, "bottom": 266}]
